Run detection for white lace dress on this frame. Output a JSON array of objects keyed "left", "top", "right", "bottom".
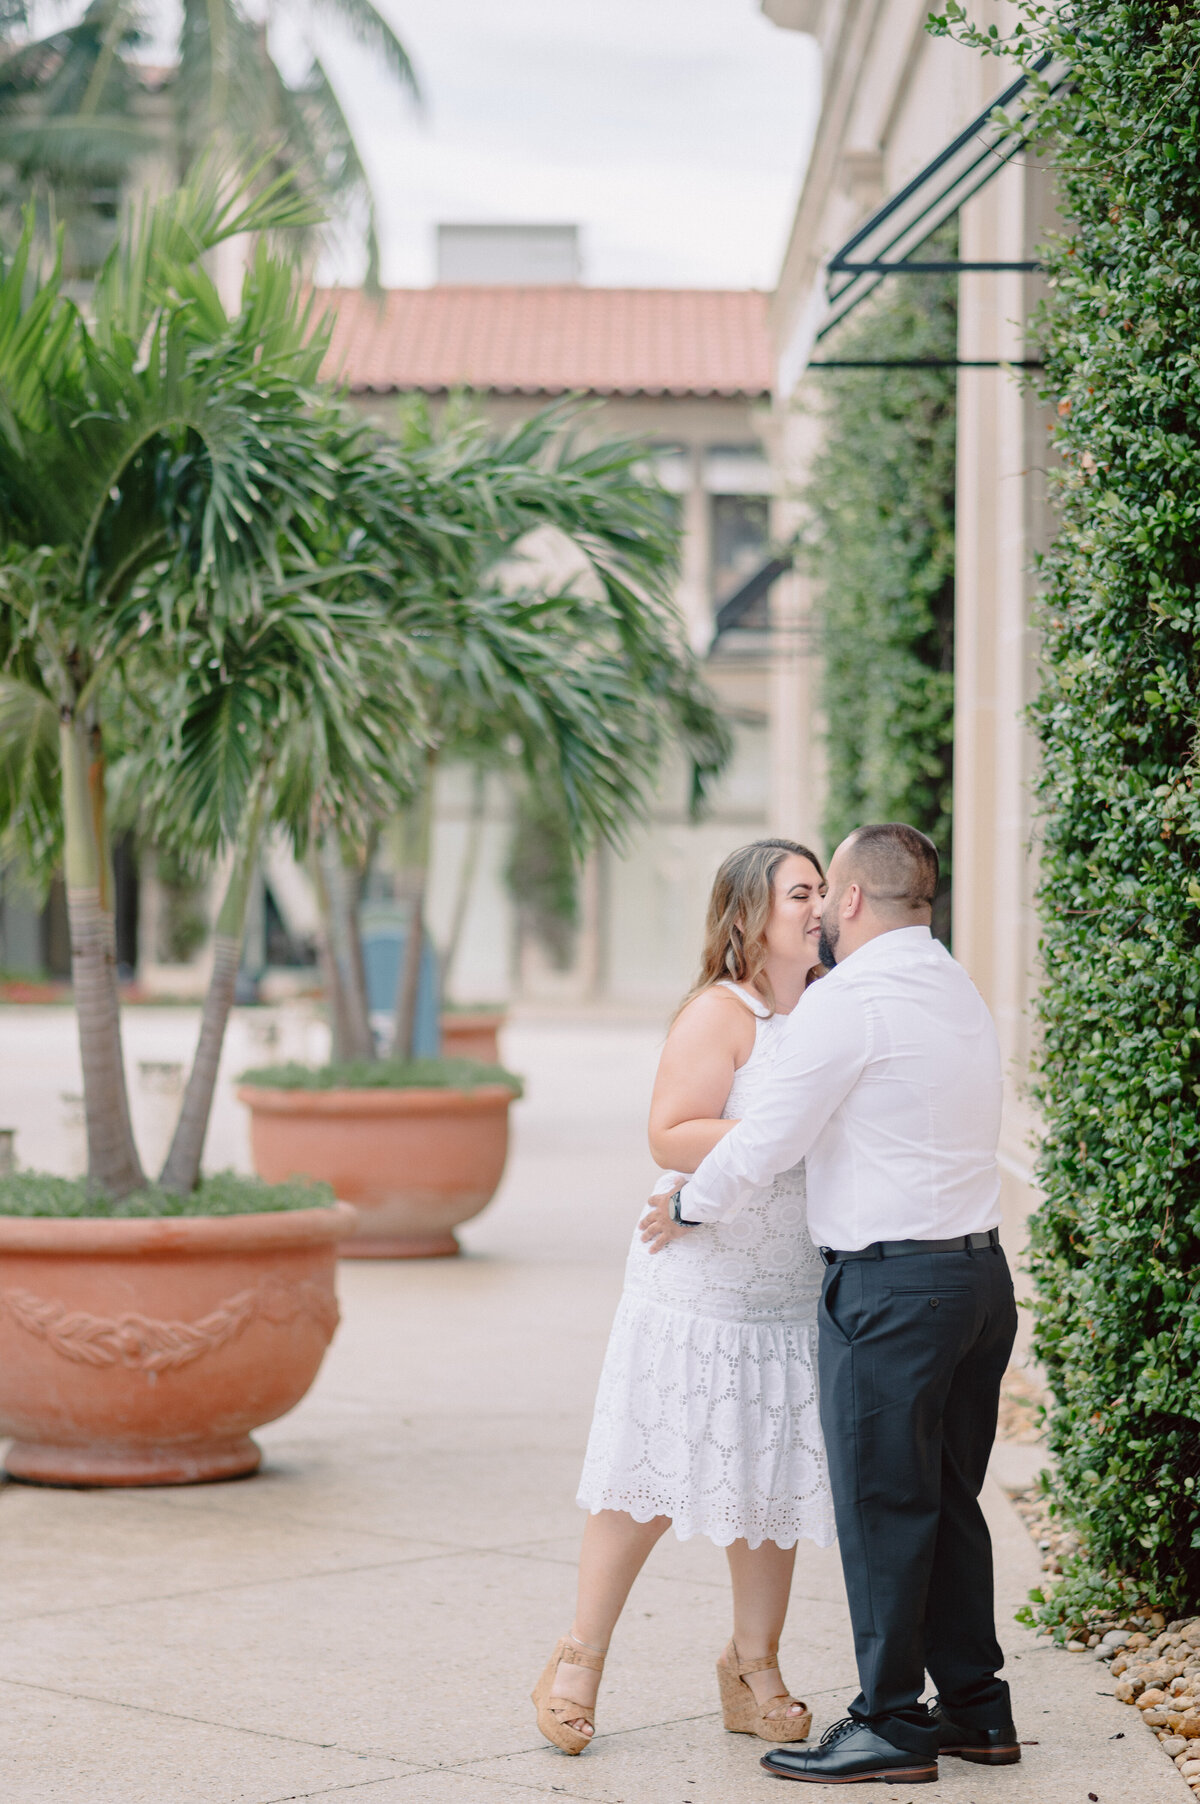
[{"left": 577, "top": 982, "right": 835, "bottom": 1551}]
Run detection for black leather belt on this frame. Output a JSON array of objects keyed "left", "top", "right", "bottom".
[{"left": 819, "top": 1227, "right": 1000, "bottom": 1266}]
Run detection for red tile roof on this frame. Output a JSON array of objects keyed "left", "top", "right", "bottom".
[{"left": 313, "top": 286, "right": 772, "bottom": 400}]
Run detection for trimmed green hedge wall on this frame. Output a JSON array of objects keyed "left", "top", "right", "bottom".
[
  {"left": 804, "top": 239, "right": 956, "bottom": 903},
  {"left": 933, "top": 1, "right": 1200, "bottom": 1628}
]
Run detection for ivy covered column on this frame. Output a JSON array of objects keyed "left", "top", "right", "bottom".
[{"left": 803, "top": 236, "right": 958, "bottom": 918}]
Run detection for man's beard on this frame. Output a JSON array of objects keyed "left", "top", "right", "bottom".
[{"left": 817, "top": 920, "right": 839, "bottom": 968}]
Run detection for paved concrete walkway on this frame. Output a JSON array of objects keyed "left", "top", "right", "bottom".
[{"left": 0, "top": 1012, "right": 1185, "bottom": 1802}]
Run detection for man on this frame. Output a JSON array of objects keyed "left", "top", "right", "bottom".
[{"left": 641, "top": 824, "right": 1019, "bottom": 1785}]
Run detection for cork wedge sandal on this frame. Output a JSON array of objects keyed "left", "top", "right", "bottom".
[
  {"left": 717, "top": 1639, "right": 812, "bottom": 1741},
  {"left": 531, "top": 1635, "right": 606, "bottom": 1755}
]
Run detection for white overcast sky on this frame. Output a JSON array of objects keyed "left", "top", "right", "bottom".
[{"left": 36, "top": 1, "right": 822, "bottom": 289}]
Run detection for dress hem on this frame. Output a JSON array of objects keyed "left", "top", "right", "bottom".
[{"left": 575, "top": 1494, "right": 837, "bottom": 1553}]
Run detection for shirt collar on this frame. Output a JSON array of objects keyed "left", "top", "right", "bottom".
[{"left": 831, "top": 924, "right": 934, "bottom": 971}]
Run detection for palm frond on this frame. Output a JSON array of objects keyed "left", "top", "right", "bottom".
[
  {"left": 89, "top": 153, "right": 324, "bottom": 349},
  {"left": 0, "top": 211, "right": 80, "bottom": 454},
  {"left": 115, "top": 583, "right": 419, "bottom": 862},
  {"left": 351, "top": 396, "right": 729, "bottom": 827},
  {"left": 305, "top": 0, "right": 420, "bottom": 101},
  {"left": 302, "top": 51, "right": 380, "bottom": 288},
  {"left": 0, "top": 112, "right": 150, "bottom": 171},
  {"left": 0, "top": 675, "right": 62, "bottom": 884}
]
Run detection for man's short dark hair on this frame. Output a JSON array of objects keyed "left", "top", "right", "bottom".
[{"left": 843, "top": 823, "right": 939, "bottom": 914}]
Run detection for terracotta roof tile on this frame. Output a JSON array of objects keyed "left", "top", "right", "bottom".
[{"left": 313, "top": 286, "right": 771, "bottom": 399}]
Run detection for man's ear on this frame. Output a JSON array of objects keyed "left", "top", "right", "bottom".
[{"left": 844, "top": 881, "right": 865, "bottom": 919}]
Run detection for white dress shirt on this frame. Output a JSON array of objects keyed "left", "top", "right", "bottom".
[{"left": 679, "top": 925, "right": 1002, "bottom": 1249}]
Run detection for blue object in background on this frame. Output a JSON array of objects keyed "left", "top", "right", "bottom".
[{"left": 360, "top": 908, "right": 441, "bottom": 1057}]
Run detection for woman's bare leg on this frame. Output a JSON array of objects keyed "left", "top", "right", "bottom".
[
  {"left": 725, "top": 1538, "right": 806, "bottom": 1717},
  {"left": 553, "top": 1509, "right": 671, "bottom": 1735}
]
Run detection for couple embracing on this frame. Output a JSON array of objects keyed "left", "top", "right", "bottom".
[{"left": 532, "top": 824, "right": 1021, "bottom": 1785}]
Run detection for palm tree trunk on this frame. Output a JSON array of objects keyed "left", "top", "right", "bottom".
[
  {"left": 440, "top": 764, "right": 486, "bottom": 1005},
  {"left": 311, "top": 844, "right": 355, "bottom": 1062},
  {"left": 313, "top": 834, "right": 374, "bottom": 1062},
  {"left": 60, "top": 711, "right": 145, "bottom": 1196},
  {"left": 391, "top": 750, "right": 437, "bottom": 1059},
  {"left": 159, "top": 781, "right": 267, "bottom": 1193}
]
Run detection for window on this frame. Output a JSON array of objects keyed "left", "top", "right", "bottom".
[{"left": 711, "top": 494, "right": 770, "bottom": 610}]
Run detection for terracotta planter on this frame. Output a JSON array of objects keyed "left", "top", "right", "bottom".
[
  {"left": 240, "top": 1084, "right": 515, "bottom": 1258},
  {"left": 0, "top": 1205, "right": 355, "bottom": 1487},
  {"left": 440, "top": 1010, "right": 506, "bottom": 1064}
]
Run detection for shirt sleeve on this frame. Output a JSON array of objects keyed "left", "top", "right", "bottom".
[{"left": 677, "top": 975, "right": 871, "bottom": 1224}]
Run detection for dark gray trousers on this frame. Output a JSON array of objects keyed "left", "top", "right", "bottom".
[{"left": 817, "top": 1242, "right": 1018, "bottom": 1758}]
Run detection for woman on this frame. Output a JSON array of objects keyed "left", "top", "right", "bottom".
[{"left": 532, "top": 838, "right": 835, "bottom": 1756}]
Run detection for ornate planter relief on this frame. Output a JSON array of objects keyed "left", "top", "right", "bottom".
[
  {"left": 1, "top": 1274, "right": 338, "bottom": 1373},
  {"left": 0, "top": 1204, "right": 355, "bottom": 1486}
]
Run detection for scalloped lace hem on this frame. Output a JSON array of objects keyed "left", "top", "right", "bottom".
[{"left": 574, "top": 1493, "right": 838, "bottom": 1552}]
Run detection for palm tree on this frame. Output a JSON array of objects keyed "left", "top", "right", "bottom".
[
  {"left": 119, "top": 577, "right": 421, "bottom": 1193},
  {"left": 319, "top": 399, "right": 733, "bottom": 1060},
  {"left": 0, "top": 0, "right": 417, "bottom": 279},
  {"left": 0, "top": 168, "right": 393, "bottom": 1196}
]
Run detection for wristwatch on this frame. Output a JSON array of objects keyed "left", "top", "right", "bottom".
[{"left": 669, "top": 1187, "right": 702, "bottom": 1227}]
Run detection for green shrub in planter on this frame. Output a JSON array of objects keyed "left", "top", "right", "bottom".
[
  {"left": 239, "top": 1057, "right": 524, "bottom": 1097},
  {"left": 0, "top": 1171, "right": 335, "bottom": 1219}
]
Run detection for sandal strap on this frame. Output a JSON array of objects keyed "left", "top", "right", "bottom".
[
  {"left": 734, "top": 1652, "right": 783, "bottom": 1676},
  {"left": 549, "top": 1695, "right": 595, "bottom": 1726},
  {"left": 557, "top": 1639, "right": 605, "bottom": 1673}
]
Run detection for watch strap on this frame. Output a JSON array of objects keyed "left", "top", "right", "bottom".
[{"left": 670, "top": 1187, "right": 703, "bottom": 1228}]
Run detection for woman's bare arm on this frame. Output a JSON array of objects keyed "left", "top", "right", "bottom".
[{"left": 647, "top": 988, "right": 753, "bottom": 1173}]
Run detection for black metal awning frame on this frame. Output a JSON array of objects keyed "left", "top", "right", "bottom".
[
  {"left": 805, "top": 54, "right": 1066, "bottom": 371},
  {"left": 713, "top": 552, "right": 794, "bottom": 638}
]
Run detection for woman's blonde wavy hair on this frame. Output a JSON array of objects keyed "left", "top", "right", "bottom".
[{"left": 681, "top": 837, "right": 825, "bottom": 1018}]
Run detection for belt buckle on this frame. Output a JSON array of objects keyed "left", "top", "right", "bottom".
[{"left": 819, "top": 1246, "right": 836, "bottom": 1266}]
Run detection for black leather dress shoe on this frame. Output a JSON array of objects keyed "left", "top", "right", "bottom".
[
  {"left": 760, "top": 1717, "right": 938, "bottom": 1783},
  {"left": 931, "top": 1698, "right": 1021, "bottom": 1765}
]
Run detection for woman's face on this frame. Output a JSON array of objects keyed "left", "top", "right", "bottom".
[{"left": 763, "top": 855, "right": 826, "bottom": 968}]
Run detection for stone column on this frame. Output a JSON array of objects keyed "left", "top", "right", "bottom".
[
  {"left": 953, "top": 134, "right": 1047, "bottom": 1322},
  {"left": 768, "top": 568, "right": 824, "bottom": 850},
  {"left": 677, "top": 450, "right": 712, "bottom": 653},
  {"left": 767, "top": 403, "right": 826, "bottom": 852}
]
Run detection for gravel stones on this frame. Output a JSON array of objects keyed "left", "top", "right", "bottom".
[
  {"left": 1005, "top": 1468, "right": 1198, "bottom": 1784},
  {"left": 1139, "top": 1662, "right": 1182, "bottom": 1687},
  {"left": 1105, "top": 1616, "right": 1200, "bottom": 1789}
]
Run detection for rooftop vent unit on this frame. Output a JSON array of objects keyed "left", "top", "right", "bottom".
[{"left": 435, "top": 223, "right": 581, "bottom": 286}]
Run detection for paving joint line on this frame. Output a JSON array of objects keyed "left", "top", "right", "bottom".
[
  {"left": 256, "top": 1780, "right": 413, "bottom": 1804},
  {"left": 0, "top": 1545, "right": 502, "bottom": 1627},
  {"left": 0, "top": 1669, "right": 631, "bottom": 1786},
  {"left": 0, "top": 1673, "right": 422, "bottom": 1763},
  {"left": 439, "top": 1687, "right": 862, "bottom": 1776},
  {"left": 151, "top": 1493, "right": 491, "bottom": 1554},
  {"left": 379, "top": 1763, "right": 617, "bottom": 1803}
]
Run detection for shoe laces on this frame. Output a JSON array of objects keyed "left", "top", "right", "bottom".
[{"left": 819, "top": 1716, "right": 860, "bottom": 1747}]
